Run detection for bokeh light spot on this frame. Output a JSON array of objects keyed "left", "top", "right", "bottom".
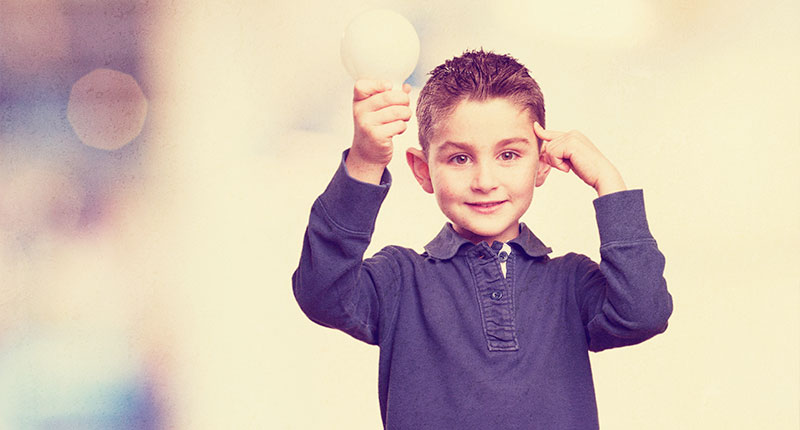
[{"left": 67, "top": 68, "right": 148, "bottom": 151}]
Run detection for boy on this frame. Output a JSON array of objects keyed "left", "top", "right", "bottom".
[{"left": 293, "top": 50, "right": 672, "bottom": 429}]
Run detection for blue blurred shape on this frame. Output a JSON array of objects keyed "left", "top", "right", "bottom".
[{"left": 0, "top": 328, "right": 158, "bottom": 429}]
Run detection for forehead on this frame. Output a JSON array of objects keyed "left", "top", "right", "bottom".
[{"left": 431, "top": 98, "right": 535, "bottom": 150}]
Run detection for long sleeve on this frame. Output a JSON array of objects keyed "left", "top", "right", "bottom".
[
  {"left": 292, "top": 151, "right": 397, "bottom": 345},
  {"left": 575, "top": 189, "right": 673, "bottom": 352}
]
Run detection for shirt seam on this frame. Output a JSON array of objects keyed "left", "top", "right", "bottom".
[
  {"left": 599, "top": 238, "right": 656, "bottom": 249},
  {"left": 505, "top": 254, "right": 519, "bottom": 350},
  {"left": 377, "top": 248, "right": 403, "bottom": 345},
  {"left": 316, "top": 197, "right": 381, "bottom": 342},
  {"left": 466, "top": 254, "right": 492, "bottom": 351},
  {"left": 345, "top": 272, "right": 380, "bottom": 343},
  {"left": 316, "top": 197, "right": 375, "bottom": 237}
]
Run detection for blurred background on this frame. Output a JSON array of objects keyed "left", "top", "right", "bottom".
[{"left": 0, "top": 0, "right": 798, "bottom": 428}]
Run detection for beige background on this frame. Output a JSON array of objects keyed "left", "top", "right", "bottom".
[
  {"left": 2, "top": 0, "right": 798, "bottom": 428},
  {"left": 149, "top": 1, "right": 798, "bottom": 428},
  {"left": 146, "top": 1, "right": 799, "bottom": 428}
]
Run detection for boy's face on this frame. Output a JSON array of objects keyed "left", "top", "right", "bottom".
[{"left": 407, "top": 98, "right": 550, "bottom": 244}]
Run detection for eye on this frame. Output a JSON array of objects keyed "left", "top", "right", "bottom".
[
  {"left": 499, "top": 151, "right": 517, "bottom": 161},
  {"left": 450, "top": 154, "right": 470, "bottom": 165}
]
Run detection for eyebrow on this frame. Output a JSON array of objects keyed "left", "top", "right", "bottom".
[
  {"left": 497, "top": 137, "right": 531, "bottom": 146},
  {"left": 439, "top": 137, "right": 531, "bottom": 151}
]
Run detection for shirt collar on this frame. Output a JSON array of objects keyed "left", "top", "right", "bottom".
[{"left": 423, "top": 222, "right": 552, "bottom": 260}]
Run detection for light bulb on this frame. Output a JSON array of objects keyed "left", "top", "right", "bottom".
[{"left": 340, "top": 9, "right": 420, "bottom": 90}]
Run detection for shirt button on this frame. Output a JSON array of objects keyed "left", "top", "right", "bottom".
[
  {"left": 498, "top": 251, "right": 509, "bottom": 262},
  {"left": 491, "top": 291, "right": 503, "bottom": 300}
]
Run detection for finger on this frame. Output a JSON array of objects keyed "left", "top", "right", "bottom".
[
  {"left": 533, "top": 122, "right": 562, "bottom": 141},
  {"left": 559, "top": 159, "right": 574, "bottom": 173},
  {"left": 546, "top": 155, "right": 571, "bottom": 173},
  {"left": 403, "top": 83, "right": 412, "bottom": 94},
  {"left": 353, "top": 79, "right": 391, "bottom": 101},
  {"left": 375, "top": 120, "right": 409, "bottom": 139},
  {"left": 542, "top": 142, "right": 571, "bottom": 173},
  {"left": 367, "top": 105, "right": 412, "bottom": 125},
  {"left": 355, "top": 89, "right": 411, "bottom": 115},
  {"left": 545, "top": 152, "right": 571, "bottom": 172}
]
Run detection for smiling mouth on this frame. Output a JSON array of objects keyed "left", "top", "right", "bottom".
[{"left": 466, "top": 201, "right": 507, "bottom": 213}]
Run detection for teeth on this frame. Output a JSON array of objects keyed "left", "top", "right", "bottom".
[{"left": 468, "top": 201, "right": 503, "bottom": 208}]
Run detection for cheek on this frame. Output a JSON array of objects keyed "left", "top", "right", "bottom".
[
  {"left": 513, "top": 169, "right": 537, "bottom": 188},
  {"left": 430, "top": 170, "right": 464, "bottom": 202},
  {"left": 506, "top": 165, "right": 538, "bottom": 196}
]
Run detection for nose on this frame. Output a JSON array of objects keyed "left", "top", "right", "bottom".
[{"left": 471, "top": 160, "right": 499, "bottom": 193}]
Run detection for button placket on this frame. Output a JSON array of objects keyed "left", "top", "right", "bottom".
[{"left": 468, "top": 244, "right": 519, "bottom": 352}]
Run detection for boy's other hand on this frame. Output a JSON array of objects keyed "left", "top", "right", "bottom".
[
  {"left": 347, "top": 79, "right": 412, "bottom": 184},
  {"left": 534, "top": 122, "right": 626, "bottom": 197}
]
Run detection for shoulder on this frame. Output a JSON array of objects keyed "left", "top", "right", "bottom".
[
  {"left": 543, "top": 251, "right": 593, "bottom": 265},
  {"left": 358, "top": 246, "right": 429, "bottom": 296},
  {"left": 373, "top": 244, "right": 427, "bottom": 264},
  {"left": 367, "top": 244, "right": 439, "bottom": 276},
  {"left": 541, "top": 252, "right": 599, "bottom": 280}
]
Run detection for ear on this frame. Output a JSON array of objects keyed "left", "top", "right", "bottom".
[
  {"left": 535, "top": 151, "right": 551, "bottom": 187},
  {"left": 406, "top": 147, "right": 434, "bottom": 194}
]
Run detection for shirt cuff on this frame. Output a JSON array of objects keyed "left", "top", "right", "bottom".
[
  {"left": 593, "top": 189, "right": 653, "bottom": 244},
  {"left": 318, "top": 149, "right": 392, "bottom": 234}
]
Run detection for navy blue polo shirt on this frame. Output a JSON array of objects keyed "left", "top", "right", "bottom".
[{"left": 293, "top": 153, "right": 672, "bottom": 429}]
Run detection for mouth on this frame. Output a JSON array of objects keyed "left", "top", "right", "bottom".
[{"left": 465, "top": 200, "right": 507, "bottom": 214}]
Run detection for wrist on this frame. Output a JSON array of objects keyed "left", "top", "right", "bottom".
[
  {"left": 345, "top": 148, "right": 389, "bottom": 185},
  {"left": 594, "top": 167, "right": 626, "bottom": 197}
]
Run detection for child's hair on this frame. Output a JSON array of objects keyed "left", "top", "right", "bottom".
[{"left": 416, "top": 49, "right": 545, "bottom": 152}]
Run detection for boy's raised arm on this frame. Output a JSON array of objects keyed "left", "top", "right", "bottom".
[
  {"left": 292, "top": 80, "right": 412, "bottom": 344},
  {"left": 533, "top": 123, "right": 672, "bottom": 348}
]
